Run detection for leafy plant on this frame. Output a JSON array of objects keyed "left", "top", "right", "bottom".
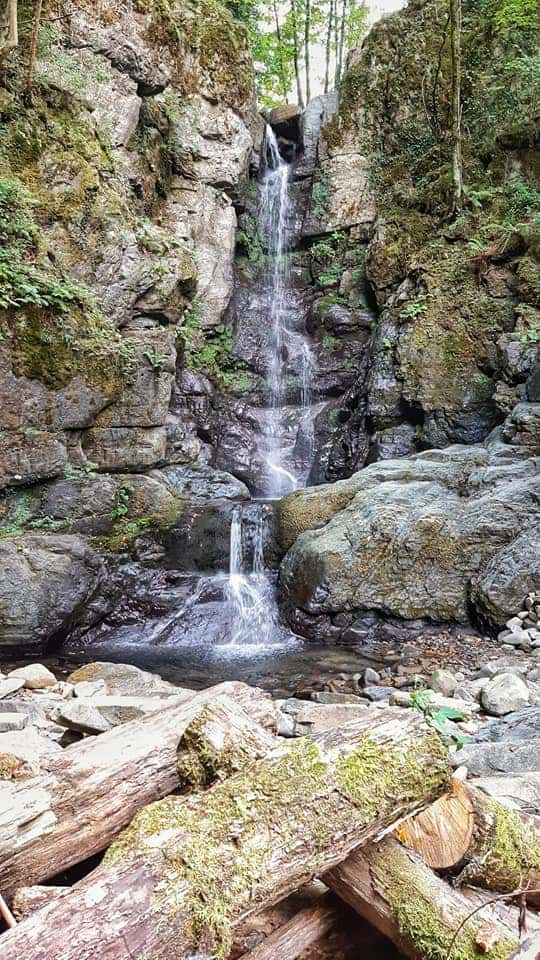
[
  {"left": 312, "top": 173, "right": 329, "bottom": 220},
  {"left": 410, "top": 690, "right": 468, "bottom": 749},
  {"left": 399, "top": 302, "right": 428, "bottom": 320},
  {"left": 111, "top": 484, "right": 134, "bottom": 521},
  {"left": 143, "top": 349, "right": 168, "bottom": 371}
]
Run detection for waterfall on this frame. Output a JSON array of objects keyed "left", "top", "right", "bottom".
[
  {"left": 225, "top": 503, "right": 281, "bottom": 647},
  {"left": 257, "top": 124, "right": 316, "bottom": 497}
]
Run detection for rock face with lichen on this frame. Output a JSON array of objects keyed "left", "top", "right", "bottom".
[
  {"left": 277, "top": 0, "right": 539, "bottom": 641},
  {"left": 0, "top": 0, "right": 258, "bottom": 649},
  {"left": 279, "top": 422, "right": 540, "bottom": 640}
]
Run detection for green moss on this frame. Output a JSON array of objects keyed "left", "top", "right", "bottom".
[
  {"left": 105, "top": 730, "right": 449, "bottom": 958},
  {"left": 176, "top": 707, "right": 269, "bottom": 790},
  {"left": 96, "top": 498, "right": 182, "bottom": 554},
  {"left": 0, "top": 754, "right": 28, "bottom": 780},
  {"left": 336, "top": 731, "right": 449, "bottom": 819},
  {"left": 374, "top": 843, "right": 518, "bottom": 960},
  {"left": 469, "top": 801, "right": 540, "bottom": 893},
  {"left": 277, "top": 486, "right": 357, "bottom": 550},
  {"left": 179, "top": 301, "right": 253, "bottom": 393},
  {"left": 135, "top": 0, "right": 254, "bottom": 107}
]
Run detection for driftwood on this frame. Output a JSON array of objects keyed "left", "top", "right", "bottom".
[
  {"left": 326, "top": 837, "right": 535, "bottom": 960},
  {"left": 398, "top": 780, "right": 540, "bottom": 905},
  {"left": 0, "top": 681, "right": 274, "bottom": 897},
  {"left": 0, "top": 707, "right": 450, "bottom": 959}
]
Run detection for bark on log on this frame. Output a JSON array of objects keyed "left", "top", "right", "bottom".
[
  {"left": 399, "top": 782, "right": 540, "bottom": 905},
  {"left": 0, "top": 681, "right": 274, "bottom": 897},
  {"left": 11, "top": 886, "right": 68, "bottom": 922},
  {"left": 238, "top": 891, "right": 337, "bottom": 960},
  {"left": 0, "top": 708, "right": 450, "bottom": 960},
  {"left": 326, "top": 837, "right": 535, "bottom": 960}
]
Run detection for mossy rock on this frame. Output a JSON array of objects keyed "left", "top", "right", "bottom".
[{"left": 277, "top": 481, "right": 359, "bottom": 552}]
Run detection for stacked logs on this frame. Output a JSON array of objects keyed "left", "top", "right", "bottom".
[{"left": 0, "top": 683, "right": 538, "bottom": 960}]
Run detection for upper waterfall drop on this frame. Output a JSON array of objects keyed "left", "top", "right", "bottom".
[{"left": 256, "top": 124, "right": 316, "bottom": 498}]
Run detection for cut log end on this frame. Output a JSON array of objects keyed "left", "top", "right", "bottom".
[{"left": 396, "top": 777, "right": 475, "bottom": 870}]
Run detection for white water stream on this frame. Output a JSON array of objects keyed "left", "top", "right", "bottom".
[{"left": 257, "top": 124, "right": 316, "bottom": 498}]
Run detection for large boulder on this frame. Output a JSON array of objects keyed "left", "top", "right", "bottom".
[
  {"left": 471, "top": 527, "right": 540, "bottom": 629},
  {"left": 279, "top": 436, "right": 540, "bottom": 638},
  {"left": 0, "top": 535, "right": 105, "bottom": 653}
]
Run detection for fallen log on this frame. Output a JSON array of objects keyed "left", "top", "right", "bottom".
[
  {"left": 238, "top": 891, "right": 337, "bottom": 960},
  {"left": 0, "top": 681, "right": 274, "bottom": 897},
  {"left": 326, "top": 837, "right": 533, "bottom": 960},
  {"left": 0, "top": 708, "right": 450, "bottom": 959},
  {"left": 11, "top": 887, "right": 68, "bottom": 922},
  {"left": 398, "top": 780, "right": 540, "bottom": 905}
]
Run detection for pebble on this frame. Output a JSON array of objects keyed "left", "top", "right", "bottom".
[
  {"left": 481, "top": 673, "right": 531, "bottom": 717},
  {"left": 428, "top": 669, "right": 457, "bottom": 697},
  {"left": 363, "top": 667, "right": 380, "bottom": 685},
  {"left": 0, "top": 678, "right": 25, "bottom": 699},
  {"left": 8, "top": 664, "right": 57, "bottom": 690},
  {"left": 0, "top": 713, "right": 28, "bottom": 732},
  {"left": 363, "top": 685, "right": 393, "bottom": 702}
]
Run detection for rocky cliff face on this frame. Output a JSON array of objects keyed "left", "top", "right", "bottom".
[
  {"left": 0, "top": 0, "right": 261, "bottom": 649},
  {"left": 278, "top": 0, "right": 540, "bottom": 641},
  {"left": 0, "top": 0, "right": 538, "bottom": 654}
]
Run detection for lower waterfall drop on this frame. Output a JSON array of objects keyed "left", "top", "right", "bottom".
[{"left": 225, "top": 503, "right": 283, "bottom": 648}]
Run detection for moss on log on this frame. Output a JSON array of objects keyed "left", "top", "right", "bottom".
[{"left": 0, "top": 708, "right": 450, "bottom": 960}]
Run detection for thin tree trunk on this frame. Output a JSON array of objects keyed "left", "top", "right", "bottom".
[
  {"left": 272, "top": 0, "right": 289, "bottom": 102},
  {"left": 290, "top": 0, "right": 305, "bottom": 109},
  {"left": 25, "top": 0, "right": 43, "bottom": 92},
  {"left": 326, "top": 838, "right": 531, "bottom": 960},
  {"left": 0, "top": 682, "right": 274, "bottom": 898},
  {"left": 333, "top": 0, "right": 340, "bottom": 88},
  {"left": 449, "top": 0, "right": 463, "bottom": 212},
  {"left": 324, "top": 0, "right": 334, "bottom": 93},
  {"left": 336, "top": 0, "right": 347, "bottom": 86},
  {"left": 0, "top": 710, "right": 450, "bottom": 960},
  {"left": 304, "top": 0, "right": 311, "bottom": 104},
  {"left": 0, "top": 0, "right": 18, "bottom": 61}
]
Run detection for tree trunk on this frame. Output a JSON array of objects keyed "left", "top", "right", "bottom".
[
  {"left": 0, "top": 0, "right": 18, "bottom": 62},
  {"left": 0, "top": 682, "right": 274, "bottom": 898},
  {"left": 304, "top": 0, "right": 311, "bottom": 104},
  {"left": 326, "top": 837, "right": 532, "bottom": 960},
  {"left": 272, "top": 0, "right": 289, "bottom": 102},
  {"left": 25, "top": 0, "right": 43, "bottom": 92},
  {"left": 0, "top": 709, "right": 450, "bottom": 960},
  {"left": 290, "top": 0, "right": 305, "bottom": 109},
  {"left": 399, "top": 782, "right": 540, "bottom": 905},
  {"left": 449, "top": 0, "right": 463, "bottom": 213},
  {"left": 336, "top": 0, "right": 347, "bottom": 86},
  {"left": 323, "top": 0, "right": 334, "bottom": 93}
]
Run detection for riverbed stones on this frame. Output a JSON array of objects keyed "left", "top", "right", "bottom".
[
  {"left": 8, "top": 664, "right": 57, "bottom": 690},
  {"left": 55, "top": 701, "right": 112, "bottom": 735},
  {"left": 480, "top": 673, "right": 531, "bottom": 716},
  {"left": 428, "top": 669, "right": 458, "bottom": 697},
  {"left": 0, "top": 714, "right": 28, "bottom": 732},
  {"left": 66, "top": 662, "right": 186, "bottom": 698}
]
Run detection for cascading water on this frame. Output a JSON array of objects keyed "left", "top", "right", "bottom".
[
  {"left": 257, "top": 125, "right": 316, "bottom": 497},
  {"left": 225, "top": 503, "right": 286, "bottom": 648}
]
